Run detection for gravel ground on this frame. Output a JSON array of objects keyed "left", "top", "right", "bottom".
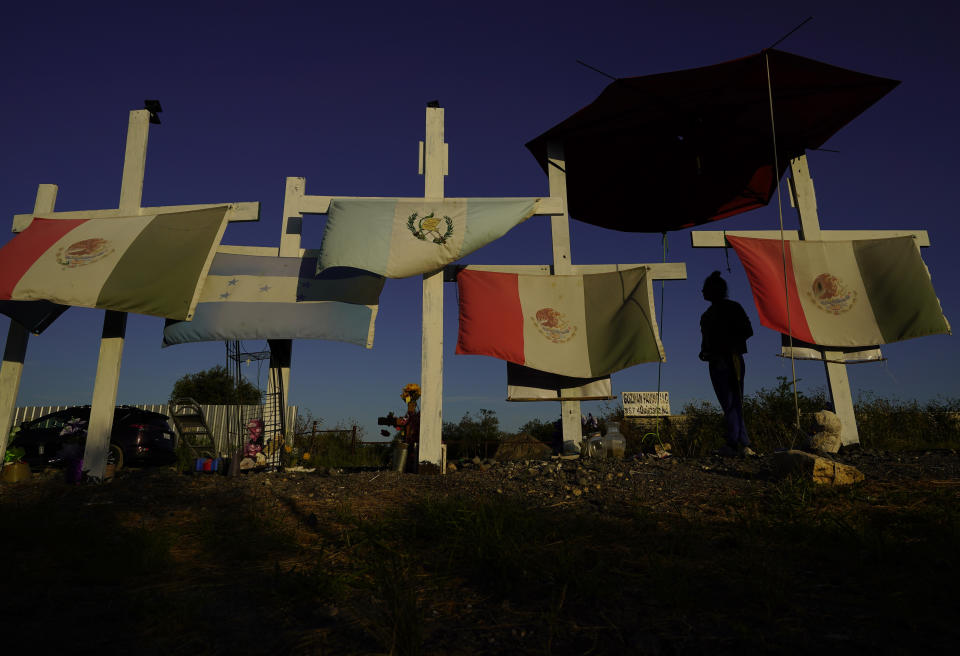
[
  {"left": 7, "top": 446, "right": 960, "bottom": 513},
  {"left": 3, "top": 446, "right": 959, "bottom": 655}
]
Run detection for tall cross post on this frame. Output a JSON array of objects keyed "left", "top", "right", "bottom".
[
  {"left": 264, "top": 176, "right": 308, "bottom": 441},
  {"left": 0, "top": 184, "right": 58, "bottom": 463},
  {"left": 2, "top": 108, "right": 259, "bottom": 476},
  {"left": 691, "top": 154, "right": 930, "bottom": 444},
  {"left": 272, "top": 106, "right": 456, "bottom": 469},
  {"left": 547, "top": 141, "right": 585, "bottom": 445},
  {"left": 83, "top": 109, "right": 150, "bottom": 478},
  {"left": 418, "top": 106, "right": 448, "bottom": 468}
]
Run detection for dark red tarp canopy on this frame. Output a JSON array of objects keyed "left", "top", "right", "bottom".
[{"left": 525, "top": 49, "right": 899, "bottom": 232}]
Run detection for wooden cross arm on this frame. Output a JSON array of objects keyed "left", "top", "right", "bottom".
[
  {"left": 282, "top": 182, "right": 565, "bottom": 217},
  {"left": 690, "top": 229, "right": 930, "bottom": 248},
  {"left": 217, "top": 244, "right": 279, "bottom": 256},
  {"left": 443, "top": 262, "right": 686, "bottom": 282},
  {"left": 13, "top": 201, "right": 260, "bottom": 233}
]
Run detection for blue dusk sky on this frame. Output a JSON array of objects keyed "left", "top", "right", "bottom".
[{"left": 1, "top": 1, "right": 957, "bottom": 441}]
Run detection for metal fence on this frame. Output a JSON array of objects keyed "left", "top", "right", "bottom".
[{"left": 11, "top": 404, "right": 297, "bottom": 455}]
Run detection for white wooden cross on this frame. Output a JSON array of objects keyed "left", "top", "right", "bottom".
[
  {"left": 267, "top": 107, "right": 565, "bottom": 466},
  {"left": 691, "top": 154, "right": 930, "bottom": 445},
  {"left": 444, "top": 137, "right": 687, "bottom": 455},
  {"left": 0, "top": 108, "right": 259, "bottom": 475},
  {"left": 266, "top": 106, "right": 685, "bottom": 467}
]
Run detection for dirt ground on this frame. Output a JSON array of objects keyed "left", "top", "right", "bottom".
[{"left": 2, "top": 447, "right": 959, "bottom": 654}]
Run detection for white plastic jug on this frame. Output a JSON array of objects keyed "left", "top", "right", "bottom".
[{"left": 597, "top": 421, "right": 626, "bottom": 459}]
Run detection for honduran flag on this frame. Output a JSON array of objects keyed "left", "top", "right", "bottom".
[
  {"left": 0, "top": 207, "right": 228, "bottom": 320},
  {"left": 456, "top": 267, "right": 664, "bottom": 378},
  {"left": 319, "top": 198, "right": 539, "bottom": 278},
  {"left": 163, "top": 252, "right": 383, "bottom": 348},
  {"left": 728, "top": 235, "right": 951, "bottom": 348}
]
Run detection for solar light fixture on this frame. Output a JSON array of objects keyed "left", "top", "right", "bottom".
[{"left": 144, "top": 99, "right": 163, "bottom": 124}]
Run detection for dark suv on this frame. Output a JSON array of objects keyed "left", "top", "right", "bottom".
[{"left": 11, "top": 406, "right": 177, "bottom": 470}]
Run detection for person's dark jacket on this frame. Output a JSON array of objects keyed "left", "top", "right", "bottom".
[{"left": 699, "top": 299, "right": 753, "bottom": 360}]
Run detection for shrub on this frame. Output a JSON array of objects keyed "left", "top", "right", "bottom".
[
  {"left": 610, "top": 378, "right": 959, "bottom": 456},
  {"left": 292, "top": 413, "right": 389, "bottom": 468},
  {"left": 443, "top": 409, "right": 502, "bottom": 460},
  {"left": 855, "top": 395, "right": 960, "bottom": 450},
  {"left": 742, "top": 377, "right": 825, "bottom": 451}
]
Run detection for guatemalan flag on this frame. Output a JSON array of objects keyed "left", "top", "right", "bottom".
[
  {"left": 163, "top": 252, "right": 383, "bottom": 348},
  {"left": 456, "top": 267, "right": 664, "bottom": 378},
  {"left": 0, "top": 207, "right": 228, "bottom": 320},
  {"left": 318, "top": 198, "right": 540, "bottom": 278},
  {"left": 728, "top": 235, "right": 951, "bottom": 348}
]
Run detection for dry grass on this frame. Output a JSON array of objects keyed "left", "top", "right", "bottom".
[{"left": 1, "top": 454, "right": 959, "bottom": 655}]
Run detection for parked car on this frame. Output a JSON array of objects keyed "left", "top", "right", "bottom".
[{"left": 11, "top": 406, "right": 177, "bottom": 470}]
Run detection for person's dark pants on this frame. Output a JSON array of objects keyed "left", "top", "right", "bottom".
[{"left": 709, "top": 354, "right": 748, "bottom": 447}]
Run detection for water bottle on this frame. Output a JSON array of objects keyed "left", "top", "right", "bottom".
[{"left": 600, "top": 422, "right": 626, "bottom": 459}]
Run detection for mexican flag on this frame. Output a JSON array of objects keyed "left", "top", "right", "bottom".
[
  {"left": 456, "top": 267, "right": 664, "bottom": 378},
  {"left": 728, "top": 235, "right": 951, "bottom": 347},
  {"left": 0, "top": 207, "right": 228, "bottom": 320},
  {"left": 163, "top": 252, "right": 383, "bottom": 348},
  {"left": 319, "top": 197, "right": 538, "bottom": 278}
]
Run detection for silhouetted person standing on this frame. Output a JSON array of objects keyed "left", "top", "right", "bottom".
[{"left": 699, "top": 271, "right": 754, "bottom": 457}]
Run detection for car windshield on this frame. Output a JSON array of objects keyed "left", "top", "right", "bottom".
[{"left": 25, "top": 410, "right": 88, "bottom": 431}]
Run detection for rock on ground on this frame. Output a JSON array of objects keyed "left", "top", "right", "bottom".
[{"left": 773, "top": 449, "right": 865, "bottom": 485}]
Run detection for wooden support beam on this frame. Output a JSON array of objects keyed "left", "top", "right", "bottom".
[
  {"left": 691, "top": 229, "right": 930, "bottom": 248},
  {"left": 217, "top": 244, "right": 280, "bottom": 257},
  {"left": 285, "top": 194, "right": 562, "bottom": 218},
  {"left": 84, "top": 109, "right": 153, "bottom": 478},
  {"left": 545, "top": 141, "right": 584, "bottom": 448},
  {"left": 790, "top": 156, "right": 857, "bottom": 445},
  {"left": 0, "top": 322, "right": 29, "bottom": 463},
  {"left": 13, "top": 201, "right": 259, "bottom": 232},
  {"left": 85, "top": 310, "right": 127, "bottom": 478},
  {"left": 444, "top": 262, "right": 687, "bottom": 281},
  {"left": 119, "top": 110, "right": 149, "bottom": 213},
  {"left": 419, "top": 106, "right": 447, "bottom": 468},
  {"left": 0, "top": 184, "right": 58, "bottom": 463},
  {"left": 268, "top": 177, "right": 305, "bottom": 438}
]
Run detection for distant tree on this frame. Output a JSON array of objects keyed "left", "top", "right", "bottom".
[
  {"left": 170, "top": 365, "right": 261, "bottom": 405},
  {"left": 443, "top": 409, "right": 501, "bottom": 459}
]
